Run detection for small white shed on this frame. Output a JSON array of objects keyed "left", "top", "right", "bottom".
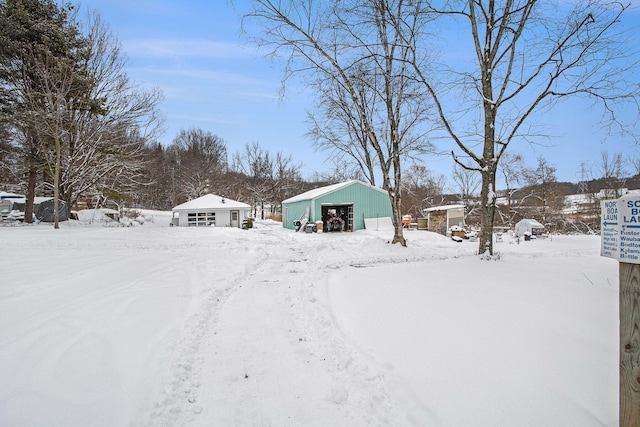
[
  {"left": 515, "top": 218, "right": 544, "bottom": 236},
  {"left": 171, "top": 194, "right": 251, "bottom": 228}
]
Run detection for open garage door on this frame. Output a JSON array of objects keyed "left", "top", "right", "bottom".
[{"left": 321, "top": 204, "right": 353, "bottom": 232}]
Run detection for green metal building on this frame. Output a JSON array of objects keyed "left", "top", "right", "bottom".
[{"left": 282, "top": 180, "right": 393, "bottom": 232}]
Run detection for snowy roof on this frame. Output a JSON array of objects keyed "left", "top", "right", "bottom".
[
  {"left": 34, "top": 196, "right": 54, "bottom": 204},
  {"left": 172, "top": 194, "right": 250, "bottom": 211},
  {"left": 282, "top": 180, "right": 386, "bottom": 203},
  {"left": 495, "top": 197, "right": 509, "bottom": 206},
  {"left": 424, "top": 204, "right": 465, "bottom": 212},
  {"left": 517, "top": 218, "right": 544, "bottom": 227},
  {"left": 0, "top": 191, "right": 26, "bottom": 201}
]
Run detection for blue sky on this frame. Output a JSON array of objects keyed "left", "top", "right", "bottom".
[{"left": 80, "top": 1, "right": 640, "bottom": 188}]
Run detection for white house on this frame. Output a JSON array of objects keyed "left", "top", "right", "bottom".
[{"left": 171, "top": 194, "right": 251, "bottom": 228}]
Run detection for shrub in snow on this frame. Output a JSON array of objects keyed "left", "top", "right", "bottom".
[
  {"left": 119, "top": 217, "right": 138, "bottom": 227},
  {"left": 121, "top": 208, "right": 141, "bottom": 219},
  {"left": 135, "top": 216, "right": 145, "bottom": 225},
  {"left": 479, "top": 251, "right": 502, "bottom": 261}
]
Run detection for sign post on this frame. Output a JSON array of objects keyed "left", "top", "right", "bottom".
[{"left": 602, "top": 195, "right": 640, "bottom": 426}]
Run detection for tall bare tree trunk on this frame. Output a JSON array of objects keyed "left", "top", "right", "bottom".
[
  {"left": 24, "top": 162, "right": 37, "bottom": 224},
  {"left": 390, "top": 191, "right": 405, "bottom": 246},
  {"left": 478, "top": 169, "right": 497, "bottom": 255},
  {"left": 391, "top": 131, "right": 405, "bottom": 246},
  {"left": 53, "top": 129, "right": 60, "bottom": 229}
]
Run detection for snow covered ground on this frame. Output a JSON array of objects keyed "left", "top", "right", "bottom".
[{"left": 0, "top": 213, "right": 618, "bottom": 426}]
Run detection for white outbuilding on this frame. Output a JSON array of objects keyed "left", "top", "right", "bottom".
[
  {"left": 171, "top": 194, "right": 251, "bottom": 228},
  {"left": 515, "top": 218, "right": 545, "bottom": 236}
]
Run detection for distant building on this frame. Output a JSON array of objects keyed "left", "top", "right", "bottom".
[
  {"left": 423, "top": 204, "right": 465, "bottom": 235},
  {"left": 281, "top": 180, "right": 392, "bottom": 232},
  {"left": 515, "top": 218, "right": 544, "bottom": 236},
  {"left": 171, "top": 194, "right": 250, "bottom": 228},
  {"left": 0, "top": 192, "right": 26, "bottom": 221},
  {"left": 597, "top": 188, "right": 628, "bottom": 199}
]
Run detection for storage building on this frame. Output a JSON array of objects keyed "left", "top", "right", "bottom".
[
  {"left": 423, "top": 204, "right": 465, "bottom": 235},
  {"left": 282, "top": 180, "right": 392, "bottom": 232},
  {"left": 171, "top": 194, "right": 251, "bottom": 227},
  {"left": 515, "top": 218, "right": 545, "bottom": 236}
]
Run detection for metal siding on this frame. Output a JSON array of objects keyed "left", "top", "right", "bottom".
[
  {"left": 315, "top": 182, "right": 392, "bottom": 231},
  {"left": 282, "top": 182, "right": 392, "bottom": 231},
  {"left": 281, "top": 199, "right": 312, "bottom": 230}
]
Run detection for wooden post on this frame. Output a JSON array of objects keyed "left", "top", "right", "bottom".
[{"left": 620, "top": 261, "right": 640, "bottom": 426}]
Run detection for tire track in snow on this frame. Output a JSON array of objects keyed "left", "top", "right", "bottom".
[
  {"left": 163, "top": 229, "right": 407, "bottom": 425},
  {"left": 147, "top": 226, "right": 475, "bottom": 425},
  {"left": 289, "top": 234, "right": 409, "bottom": 425},
  {"left": 145, "top": 238, "right": 277, "bottom": 426}
]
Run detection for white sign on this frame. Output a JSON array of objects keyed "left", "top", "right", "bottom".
[
  {"left": 601, "top": 194, "right": 640, "bottom": 264},
  {"left": 618, "top": 194, "right": 640, "bottom": 263},
  {"left": 601, "top": 199, "right": 619, "bottom": 260}
]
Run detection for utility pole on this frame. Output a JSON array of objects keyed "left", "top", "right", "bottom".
[{"left": 619, "top": 261, "right": 640, "bottom": 426}]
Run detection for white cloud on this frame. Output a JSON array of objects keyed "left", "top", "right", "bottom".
[
  {"left": 125, "top": 64, "right": 285, "bottom": 104},
  {"left": 123, "top": 39, "right": 255, "bottom": 59}
]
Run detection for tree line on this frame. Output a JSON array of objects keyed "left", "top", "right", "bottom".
[{"left": 141, "top": 132, "right": 314, "bottom": 219}]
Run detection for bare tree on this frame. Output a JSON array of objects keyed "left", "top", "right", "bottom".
[
  {"left": 245, "top": 0, "right": 434, "bottom": 246},
  {"left": 496, "top": 152, "right": 523, "bottom": 227},
  {"left": 400, "top": 0, "right": 640, "bottom": 255},
  {"left": 306, "top": 68, "right": 380, "bottom": 185},
  {"left": 34, "top": 12, "right": 164, "bottom": 215},
  {"left": 630, "top": 156, "right": 640, "bottom": 177},
  {"left": 498, "top": 152, "right": 523, "bottom": 206},
  {"left": 169, "top": 127, "right": 227, "bottom": 201},
  {"left": 132, "top": 142, "right": 172, "bottom": 210},
  {"left": 61, "top": 12, "right": 163, "bottom": 210},
  {"left": 452, "top": 163, "right": 480, "bottom": 207},
  {"left": 597, "top": 149, "right": 627, "bottom": 198},
  {"left": 309, "top": 158, "right": 365, "bottom": 184},
  {"left": 232, "top": 141, "right": 302, "bottom": 219},
  {"left": 232, "top": 142, "right": 272, "bottom": 218},
  {"left": 520, "top": 156, "right": 561, "bottom": 224},
  {"left": 401, "top": 163, "right": 446, "bottom": 218},
  {"left": 25, "top": 52, "right": 77, "bottom": 228}
]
